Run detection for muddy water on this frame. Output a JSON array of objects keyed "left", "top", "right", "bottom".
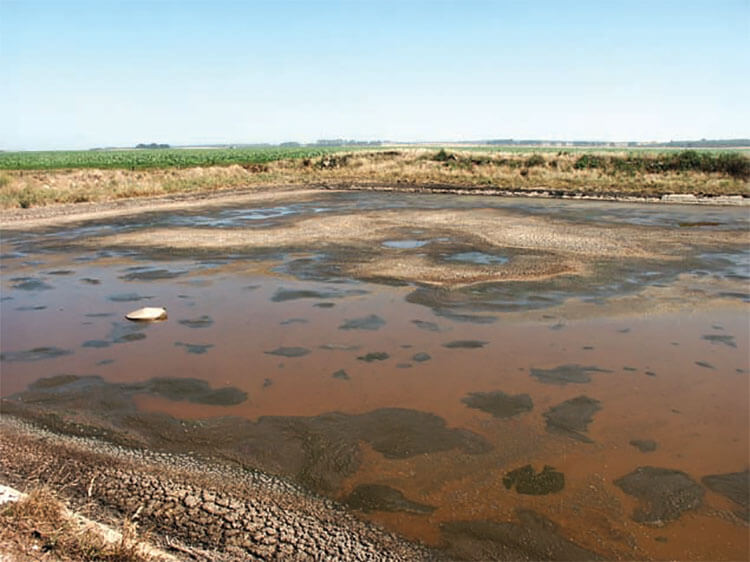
[{"left": 1, "top": 192, "right": 748, "bottom": 560}]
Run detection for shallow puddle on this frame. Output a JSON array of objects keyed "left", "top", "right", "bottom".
[{"left": 1, "top": 192, "right": 748, "bottom": 560}]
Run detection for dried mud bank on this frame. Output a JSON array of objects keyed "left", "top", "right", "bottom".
[
  {"left": 0, "top": 182, "right": 747, "bottom": 230},
  {"left": 321, "top": 182, "right": 749, "bottom": 206},
  {"left": 64, "top": 200, "right": 748, "bottom": 289},
  {"left": 0, "top": 416, "right": 438, "bottom": 561},
  {"left": 0, "top": 186, "right": 322, "bottom": 229}
]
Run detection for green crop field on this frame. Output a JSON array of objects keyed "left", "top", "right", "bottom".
[
  {"left": 0, "top": 146, "right": 352, "bottom": 170},
  {"left": 2, "top": 144, "right": 747, "bottom": 171}
]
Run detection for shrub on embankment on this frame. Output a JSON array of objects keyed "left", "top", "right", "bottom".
[{"left": 574, "top": 150, "right": 750, "bottom": 179}]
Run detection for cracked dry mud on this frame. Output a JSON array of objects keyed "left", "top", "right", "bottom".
[{"left": 0, "top": 417, "right": 435, "bottom": 561}]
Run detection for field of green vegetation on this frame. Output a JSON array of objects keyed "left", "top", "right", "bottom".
[
  {"left": 1, "top": 145, "right": 748, "bottom": 175},
  {"left": 0, "top": 146, "right": 349, "bottom": 170}
]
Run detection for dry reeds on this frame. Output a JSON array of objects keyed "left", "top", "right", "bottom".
[{"left": 0, "top": 487, "right": 146, "bottom": 561}]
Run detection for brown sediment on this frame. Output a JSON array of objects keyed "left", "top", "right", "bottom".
[{"left": 2, "top": 186, "right": 749, "bottom": 560}]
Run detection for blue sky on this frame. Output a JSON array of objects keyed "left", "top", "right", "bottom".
[{"left": 1, "top": 0, "right": 748, "bottom": 150}]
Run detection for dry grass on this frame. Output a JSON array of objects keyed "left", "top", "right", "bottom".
[
  {"left": 0, "top": 488, "right": 146, "bottom": 561},
  {"left": 0, "top": 149, "right": 747, "bottom": 209}
]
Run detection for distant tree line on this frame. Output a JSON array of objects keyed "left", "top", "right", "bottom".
[
  {"left": 136, "top": 143, "right": 171, "bottom": 149},
  {"left": 652, "top": 139, "right": 750, "bottom": 148},
  {"left": 485, "top": 139, "right": 750, "bottom": 148},
  {"left": 313, "top": 139, "right": 382, "bottom": 147}
]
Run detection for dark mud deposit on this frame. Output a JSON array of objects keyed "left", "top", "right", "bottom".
[
  {"left": 461, "top": 391, "right": 533, "bottom": 418},
  {"left": 503, "top": 465, "right": 565, "bottom": 495},
  {"left": 441, "top": 509, "right": 603, "bottom": 561},
  {"left": 702, "top": 470, "right": 750, "bottom": 521},
  {"left": 344, "top": 484, "right": 436, "bottom": 514},
  {"left": 530, "top": 364, "right": 611, "bottom": 385},
  {"left": 178, "top": 314, "right": 214, "bottom": 328},
  {"left": 4, "top": 375, "right": 490, "bottom": 495},
  {"left": 0, "top": 346, "right": 73, "bottom": 362},
  {"left": 2, "top": 190, "right": 749, "bottom": 560},
  {"left": 614, "top": 466, "right": 704, "bottom": 525},
  {"left": 442, "top": 340, "right": 488, "bottom": 349},
  {"left": 339, "top": 314, "right": 386, "bottom": 331},
  {"left": 264, "top": 346, "right": 311, "bottom": 358},
  {"left": 357, "top": 351, "right": 390, "bottom": 362},
  {"left": 543, "top": 396, "right": 602, "bottom": 443},
  {"left": 629, "top": 439, "right": 658, "bottom": 453},
  {"left": 23, "top": 374, "right": 247, "bottom": 407}
]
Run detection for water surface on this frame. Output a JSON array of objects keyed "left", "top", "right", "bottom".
[{"left": 1, "top": 192, "right": 748, "bottom": 560}]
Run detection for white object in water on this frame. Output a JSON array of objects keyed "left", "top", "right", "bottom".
[{"left": 125, "top": 307, "right": 167, "bottom": 321}]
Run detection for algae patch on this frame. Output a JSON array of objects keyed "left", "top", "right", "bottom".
[
  {"left": 503, "top": 465, "right": 564, "bottom": 495},
  {"left": 462, "top": 391, "right": 532, "bottom": 419}
]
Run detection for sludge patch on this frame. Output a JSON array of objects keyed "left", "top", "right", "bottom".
[
  {"left": 119, "top": 267, "right": 187, "bottom": 281},
  {"left": 6, "top": 381, "right": 490, "bottom": 495},
  {"left": 136, "top": 377, "right": 246, "bottom": 405},
  {"left": 9, "top": 277, "right": 54, "bottom": 291},
  {"left": 343, "top": 484, "right": 435, "bottom": 514},
  {"left": 339, "top": 314, "right": 386, "bottom": 331},
  {"left": 178, "top": 315, "right": 214, "bottom": 328},
  {"left": 411, "top": 319, "right": 443, "bottom": 332},
  {"left": 357, "top": 352, "right": 389, "bottom": 362},
  {"left": 701, "top": 334, "right": 736, "bottom": 348},
  {"left": 461, "top": 391, "right": 532, "bottom": 419},
  {"left": 174, "top": 342, "right": 214, "bottom": 355},
  {"left": 530, "top": 364, "right": 611, "bottom": 385},
  {"left": 0, "top": 346, "right": 73, "bottom": 362},
  {"left": 264, "top": 346, "right": 311, "bottom": 358},
  {"left": 630, "top": 439, "right": 658, "bottom": 453},
  {"left": 543, "top": 395, "right": 602, "bottom": 443},
  {"left": 614, "top": 466, "right": 704, "bottom": 525},
  {"left": 702, "top": 469, "right": 749, "bottom": 521},
  {"left": 443, "top": 340, "right": 488, "bottom": 349},
  {"left": 503, "top": 465, "right": 564, "bottom": 495},
  {"left": 108, "top": 292, "right": 153, "bottom": 303},
  {"left": 271, "top": 287, "right": 368, "bottom": 302},
  {"left": 15, "top": 374, "right": 247, "bottom": 407},
  {"left": 332, "top": 369, "right": 350, "bottom": 380},
  {"left": 82, "top": 340, "right": 111, "bottom": 349},
  {"left": 441, "top": 509, "right": 603, "bottom": 561}
]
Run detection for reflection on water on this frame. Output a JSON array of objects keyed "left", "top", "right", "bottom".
[
  {"left": 447, "top": 251, "right": 509, "bottom": 265},
  {"left": 1, "top": 192, "right": 748, "bottom": 561}
]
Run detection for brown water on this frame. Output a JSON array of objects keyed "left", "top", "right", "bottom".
[{"left": 1, "top": 192, "right": 748, "bottom": 560}]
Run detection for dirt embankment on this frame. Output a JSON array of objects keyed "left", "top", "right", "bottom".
[
  {"left": 1, "top": 149, "right": 748, "bottom": 211},
  {"left": 0, "top": 416, "right": 438, "bottom": 561}
]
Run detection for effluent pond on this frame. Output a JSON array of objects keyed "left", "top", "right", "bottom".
[{"left": 1, "top": 191, "right": 748, "bottom": 560}]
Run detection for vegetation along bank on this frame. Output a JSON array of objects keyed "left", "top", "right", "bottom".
[{"left": 0, "top": 147, "right": 747, "bottom": 209}]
